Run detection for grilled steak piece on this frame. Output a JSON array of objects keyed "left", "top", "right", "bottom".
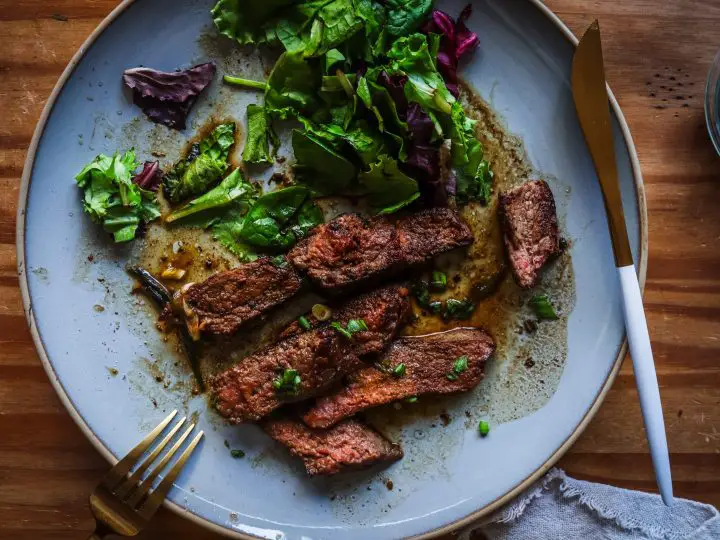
[
  {"left": 303, "top": 328, "right": 494, "bottom": 429},
  {"left": 288, "top": 208, "right": 473, "bottom": 291},
  {"left": 498, "top": 180, "right": 560, "bottom": 289},
  {"left": 211, "top": 328, "right": 361, "bottom": 423},
  {"left": 280, "top": 284, "right": 411, "bottom": 357},
  {"left": 181, "top": 257, "right": 302, "bottom": 337},
  {"left": 263, "top": 418, "right": 403, "bottom": 476},
  {"left": 211, "top": 285, "right": 412, "bottom": 423}
]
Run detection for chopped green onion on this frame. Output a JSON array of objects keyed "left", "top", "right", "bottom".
[
  {"left": 412, "top": 281, "right": 431, "bottom": 307},
  {"left": 346, "top": 319, "right": 368, "bottom": 333},
  {"left": 270, "top": 255, "right": 288, "bottom": 268},
  {"left": 430, "top": 271, "right": 447, "bottom": 291},
  {"left": 478, "top": 420, "right": 490, "bottom": 437},
  {"left": 530, "top": 295, "right": 559, "bottom": 320},
  {"left": 298, "top": 316, "right": 312, "bottom": 331},
  {"left": 428, "top": 301, "right": 443, "bottom": 314},
  {"left": 453, "top": 356, "right": 469, "bottom": 373},
  {"left": 223, "top": 75, "right": 268, "bottom": 91},
  {"left": 312, "top": 303, "right": 332, "bottom": 321},
  {"left": 330, "top": 322, "right": 353, "bottom": 340},
  {"left": 405, "top": 396, "right": 418, "bottom": 403},
  {"left": 443, "top": 298, "right": 475, "bottom": 320},
  {"left": 272, "top": 368, "right": 301, "bottom": 394},
  {"left": 392, "top": 363, "right": 406, "bottom": 377},
  {"left": 230, "top": 449, "right": 246, "bottom": 458}
]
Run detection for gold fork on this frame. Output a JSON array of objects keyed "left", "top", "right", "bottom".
[{"left": 87, "top": 410, "right": 203, "bottom": 539}]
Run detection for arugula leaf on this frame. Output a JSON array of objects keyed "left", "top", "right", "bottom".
[
  {"left": 265, "top": 51, "right": 321, "bottom": 118},
  {"left": 165, "top": 169, "right": 256, "bottom": 224},
  {"left": 387, "top": 33, "right": 456, "bottom": 115},
  {"left": 75, "top": 150, "right": 160, "bottom": 243},
  {"left": 163, "top": 123, "right": 236, "bottom": 203},
  {"left": 237, "top": 186, "right": 324, "bottom": 250},
  {"left": 292, "top": 129, "right": 357, "bottom": 195},
  {"left": 448, "top": 102, "right": 493, "bottom": 203},
  {"left": 242, "top": 105, "right": 275, "bottom": 165},
  {"left": 359, "top": 155, "right": 420, "bottom": 214},
  {"left": 211, "top": 0, "right": 297, "bottom": 46},
  {"left": 385, "top": 0, "right": 433, "bottom": 37}
]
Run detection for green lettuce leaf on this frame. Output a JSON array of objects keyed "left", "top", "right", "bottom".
[
  {"left": 75, "top": 150, "right": 160, "bottom": 243},
  {"left": 386, "top": 33, "right": 456, "bottom": 115},
  {"left": 242, "top": 104, "right": 275, "bottom": 165},
  {"left": 165, "top": 168, "right": 257, "bottom": 224},
  {"left": 265, "top": 51, "right": 321, "bottom": 118},
  {"left": 292, "top": 129, "right": 357, "bottom": 194},
  {"left": 163, "top": 122, "right": 236, "bottom": 203},
  {"left": 447, "top": 102, "right": 493, "bottom": 203},
  {"left": 385, "top": 0, "right": 432, "bottom": 37},
  {"left": 359, "top": 155, "right": 420, "bottom": 214},
  {"left": 325, "top": 48, "right": 346, "bottom": 72}
]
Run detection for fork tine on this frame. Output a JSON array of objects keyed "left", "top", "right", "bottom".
[
  {"left": 114, "top": 417, "right": 187, "bottom": 499},
  {"left": 103, "top": 410, "right": 178, "bottom": 490},
  {"left": 139, "top": 431, "right": 204, "bottom": 519},
  {"left": 124, "top": 423, "right": 196, "bottom": 508}
]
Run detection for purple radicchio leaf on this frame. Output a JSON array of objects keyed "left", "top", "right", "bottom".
[
  {"left": 401, "top": 144, "right": 448, "bottom": 207},
  {"left": 122, "top": 62, "right": 216, "bottom": 130},
  {"left": 405, "top": 103, "right": 434, "bottom": 144},
  {"left": 421, "top": 5, "right": 479, "bottom": 97},
  {"left": 378, "top": 71, "right": 408, "bottom": 118},
  {"left": 132, "top": 161, "right": 162, "bottom": 191}
]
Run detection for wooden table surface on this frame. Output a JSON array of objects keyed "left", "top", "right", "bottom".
[{"left": 1, "top": 1, "right": 719, "bottom": 539}]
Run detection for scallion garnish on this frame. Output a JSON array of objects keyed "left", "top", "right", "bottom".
[
  {"left": 392, "top": 363, "right": 406, "bottom": 377},
  {"left": 312, "top": 303, "right": 332, "bottom": 321},
  {"left": 405, "top": 396, "right": 418, "bottom": 403},
  {"left": 529, "top": 294, "right": 559, "bottom": 320},
  {"left": 297, "top": 315, "right": 312, "bottom": 331},
  {"left": 478, "top": 420, "right": 490, "bottom": 437},
  {"left": 447, "top": 355, "right": 469, "bottom": 380},
  {"left": 272, "top": 368, "right": 301, "bottom": 394},
  {"left": 430, "top": 271, "right": 447, "bottom": 291},
  {"left": 346, "top": 319, "right": 368, "bottom": 333},
  {"left": 443, "top": 298, "right": 475, "bottom": 320}
]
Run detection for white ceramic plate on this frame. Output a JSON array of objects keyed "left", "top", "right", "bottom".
[{"left": 18, "top": 1, "right": 646, "bottom": 538}]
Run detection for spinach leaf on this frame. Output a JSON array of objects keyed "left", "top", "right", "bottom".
[
  {"left": 385, "top": 0, "right": 433, "bottom": 37},
  {"left": 238, "top": 186, "right": 323, "bottom": 249},
  {"left": 353, "top": 0, "right": 387, "bottom": 57},
  {"left": 265, "top": 51, "right": 322, "bottom": 118},
  {"left": 163, "top": 122, "right": 236, "bottom": 203},
  {"left": 211, "top": 0, "right": 297, "bottom": 46},
  {"left": 359, "top": 155, "right": 420, "bottom": 214},
  {"left": 292, "top": 129, "right": 357, "bottom": 194},
  {"left": 325, "top": 48, "right": 346, "bottom": 72},
  {"left": 165, "top": 168, "right": 256, "bottom": 224},
  {"left": 447, "top": 102, "right": 493, "bottom": 203},
  {"left": 242, "top": 104, "right": 275, "bottom": 165},
  {"left": 75, "top": 150, "right": 160, "bottom": 243}
]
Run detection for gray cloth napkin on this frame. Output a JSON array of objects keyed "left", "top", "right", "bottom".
[{"left": 462, "top": 468, "right": 720, "bottom": 540}]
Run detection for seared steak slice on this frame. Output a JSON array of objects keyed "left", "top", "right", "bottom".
[
  {"left": 288, "top": 208, "right": 473, "bottom": 291},
  {"left": 280, "top": 284, "right": 411, "bottom": 356},
  {"left": 303, "top": 328, "right": 494, "bottom": 429},
  {"left": 499, "top": 180, "right": 560, "bottom": 289},
  {"left": 263, "top": 417, "right": 403, "bottom": 476},
  {"left": 181, "top": 258, "right": 302, "bottom": 336},
  {"left": 211, "top": 328, "right": 361, "bottom": 423}
]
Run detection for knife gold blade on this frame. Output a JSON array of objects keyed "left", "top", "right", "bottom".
[
  {"left": 571, "top": 20, "right": 674, "bottom": 505},
  {"left": 571, "top": 20, "right": 632, "bottom": 268}
]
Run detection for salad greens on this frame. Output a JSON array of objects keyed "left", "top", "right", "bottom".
[
  {"left": 75, "top": 150, "right": 160, "bottom": 242},
  {"left": 216, "top": 1, "right": 491, "bottom": 211},
  {"left": 163, "top": 122, "right": 236, "bottom": 203},
  {"left": 242, "top": 105, "right": 275, "bottom": 165}
]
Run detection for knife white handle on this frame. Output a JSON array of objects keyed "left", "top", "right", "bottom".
[{"left": 618, "top": 265, "right": 674, "bottom": 505}]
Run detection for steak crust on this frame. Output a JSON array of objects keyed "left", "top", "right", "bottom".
[
  {"left": 263, "top": 417, "right": 403, "bottom": 476},
  {"left": 288, "top": 208, "right": 473, "bottom": 291},
  {"left": 181, "top": 258, "right": 302, "bottom": 336},
  {"left": 303, "top": 328, "right": 495, "bottom": 429},
  {"left": 498, "top": 180, "right": 560, "bottom": 289}
]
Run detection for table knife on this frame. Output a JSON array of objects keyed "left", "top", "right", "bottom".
[{"left": 571, "top": 20, "right": 674, "bottom": 505}]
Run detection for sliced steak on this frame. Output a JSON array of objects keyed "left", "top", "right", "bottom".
[
  {"left": 280, "top": 284, "right": 411, "bottom": 357},
  {"left": 263, "top": 417, "right": 403, "bottom": 476},
  {"left": 288, "top": 208, "right": 473, "bottom": 291},
  {"left": 211, "top": 328, "right": 361, "bottom": 423},
  {"left": 181, "top": 257, "right": 302, "bottom": 337},
  {"left": 498, "top": 180, "right": 560, "bottom": 289},
  {"left": 303, "top": 328, "right": 494, "bottom": 429}
]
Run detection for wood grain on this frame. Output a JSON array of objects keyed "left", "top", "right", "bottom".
[{"left": 1, "top": 1, "right": 719, "bottom": 538}]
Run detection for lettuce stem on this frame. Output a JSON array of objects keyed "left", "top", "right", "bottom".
[{"left": 223, "top": 75, "right": 268, "bottom": 91}]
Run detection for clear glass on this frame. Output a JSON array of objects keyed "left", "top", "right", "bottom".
[{"left": 705, "top": 49, "right": 720, "bottom": 156}]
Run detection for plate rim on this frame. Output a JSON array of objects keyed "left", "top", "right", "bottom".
[{"left": 15, "top": 1, "right": 648, "bottom": 538}]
